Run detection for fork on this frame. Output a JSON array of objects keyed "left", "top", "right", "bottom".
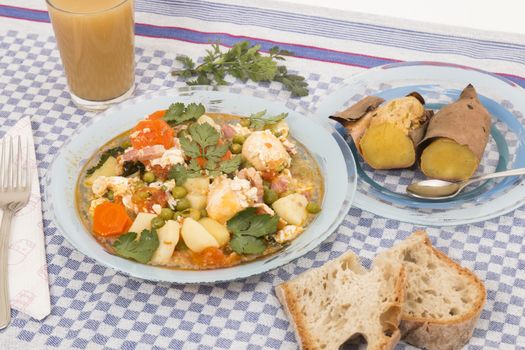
[{"left": 0, "top": 136, "right": 31, "bottom": 330}]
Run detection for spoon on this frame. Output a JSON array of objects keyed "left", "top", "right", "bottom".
[{"left": 406, "top": 167, "right": 525, "bottom": 200}]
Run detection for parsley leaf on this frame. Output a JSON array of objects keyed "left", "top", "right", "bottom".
[
  {"left": 172, "top": 41, "right": 309, "bottom": 97},
  {"left": 163, "top": 102, "right": 205, "bottom": 124},
  {"left": 230, "top": 235, "right": 267, "bottom": 255},
  {"left": 205, "top": 143, "right": 229, "bottom": 162},
  {"left": 167, "top": 163, "right": 188, "bottom": 185},
  {"left": 179, "top": 136, "right": 201, "bottom": 158},
  {"left": 188, "top": 122, "right": 220, "bottom": 149},
  {"left": 246, "top": 110, "right": 288, "bottom": 130},
  {"left": 86, "top": 146, "right": 124, "bottom": 175},
  {"left": 112, "top": 229, "right": 159, "bottom": 264},
  {"left": 219, "top": 155, "right": 242, "bottom": 174}
]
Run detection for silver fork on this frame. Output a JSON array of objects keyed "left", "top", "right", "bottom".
[{"left": 0, "top": 136, "right": 31, "bottom": 330}]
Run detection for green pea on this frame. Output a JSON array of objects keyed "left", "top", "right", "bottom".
[
  {"left": 176, "top": 197, "right": 191, "bottom": 211},
  {"left": 306, "top": 202, "right": 322, "bottom": 214},
  {"left": 159, "top": 208, "right": 174, "bottom": 220},
  {"left": 151, "top": 217, "right": 166, "bottom": 229},
  {"left": 171, "top": 186, "right": 188, "bottom": 199},
  {"left": 142, "top": 171, "right": 155, "bottom": 183},
  {"left": 239, "top": 118, "right": 251, "bottom": 127},
  {"left": 121, "top": 140, "right": 131, "bottom": 149},
  {"left": 263, "top": 188, "right": 279, "bottom": 205},
  {"left": 200, "top": 208, "right": 208, "bottom": 218},
  {"left": 232, "top": 134, "right": 245, "bottom": 145},
  {"left": 230, "top": 143, "right": 242, "bottom": 154},
  {"left": 106, "top": 190, "right": 114, "bottom": 201}
]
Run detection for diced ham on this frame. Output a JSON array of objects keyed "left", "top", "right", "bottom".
[
  {"left": 120, "top": 145, "right": 166, "bottom": 162},
  {"left": 271, "top": 173, "right": 291, "bottom": 193},
  {"left": 222, "top": 124, "right": 237, "bottom": 139},
  {"left": 237, "top": 167, "right": 264, "bottom": 202}
]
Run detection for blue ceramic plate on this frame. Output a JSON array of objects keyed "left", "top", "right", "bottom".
[
  {"left": 46, "top": 86, "right": 357, "bottom": 283},
  {"left": 316, "top": 62, "right": 525, "bottom": 226}
]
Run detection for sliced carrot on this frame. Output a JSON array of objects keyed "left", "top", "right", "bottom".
[
  {"left": 148, "top": 109, "right": 167, "bottom": 120},
  {"left": 130, "top": 118, "right": 174, "bottom": 149},
  {"left": 92, "top": 202, "right": 132, "bottom": 237}
]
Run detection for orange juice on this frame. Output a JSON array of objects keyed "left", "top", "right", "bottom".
[{"left": 47, "top": 0, "right": 135, "bottom": 103}]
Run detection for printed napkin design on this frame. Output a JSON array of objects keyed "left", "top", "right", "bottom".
[{"left": 3, "top": 116, "right": 51, "bottom": 321}]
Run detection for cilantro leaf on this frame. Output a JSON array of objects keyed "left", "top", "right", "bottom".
[
  {"left": 172, "top": 41, "right": 309, "bottom": 97},
  {"left": 227, "top": 208, "right": 279, "bottom": 238},
  {"left": 112, "top": 229, "right": 159, "bottom": 264},
  {"left": 86, "top": 146, "right": 124, "bottom": 175},
  {"left": 167, "top": 163, "right": 188, "bottom": 185},
  {"left": 229, "top": 235, "right": 266, "bottom": 255},
  {"left": 205, "top": 143, "right": 229, "bottom": 162},
  {"left": 179, "top": 136, "right": 201, "bottom": 158},
  {"left": 246, "top": 110, "right": 288, "bottom": 130},
  {"left": 163, "top": 102, "right": 205, "bottom": 124},
  {"left": 219, "top": 155, "right": 242, "bottom": 174},
  {"left": 188, "top": 122, "right": 220, "bottom": 149},
  {"left": 187, "top": 158, "right": 203, "bottom": 177}
]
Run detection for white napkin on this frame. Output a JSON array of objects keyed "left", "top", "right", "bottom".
[{"left": 1, "top": 116, "right": 51, "bottom": 320}]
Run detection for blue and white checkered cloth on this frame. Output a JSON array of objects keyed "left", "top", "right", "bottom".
[{"left": 0, "top": 0, "right": 525, "bottom": 349}]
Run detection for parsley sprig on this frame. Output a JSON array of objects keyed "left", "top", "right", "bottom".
[
  {"left": 245, "top": 110, "right": 288, "bottom": 130},
  {"left": 112, "top": 229, "right": 159, "bottom": 264},
  {"left": 227, "top": 208, "right": 280, "bottom": 255},
  {"left": 163, "top": 102, "right": 206, "bottom": 125},
  {"left": 172, "top": 41, "right": 309, "bottom": 97}
]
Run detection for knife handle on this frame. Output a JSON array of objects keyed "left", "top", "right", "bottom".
[{"left": 0, "top": 209, "right": 14, "bottom": 330}]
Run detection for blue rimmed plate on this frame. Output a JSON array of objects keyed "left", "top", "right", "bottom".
[
  {"left": 46, "top": 86, "right": 357, "bottom": 283},
  {"left": 316, "top": 61, "right": 525, "bottom": 226}
]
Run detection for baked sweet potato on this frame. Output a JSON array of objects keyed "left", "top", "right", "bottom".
[
  {"left": 330, "top": 92, "right": 433, "bottom": 170},
  {"left": 419, "top": 84, "right": 492, "bottom": 181}
]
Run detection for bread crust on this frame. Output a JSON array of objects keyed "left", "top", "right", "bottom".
[{"left": 398, "top": 231, "right": 486, "bottom": 350}]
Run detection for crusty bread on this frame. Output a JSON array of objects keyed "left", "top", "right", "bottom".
[
  {"left": 275, "top": 251, "right": 406, "bottom": 350},
  {"left": 375, "top": 231, "right": 486, "bottom": 350}
]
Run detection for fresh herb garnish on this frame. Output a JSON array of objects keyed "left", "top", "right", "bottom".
[
  {"left": 86, "top": 146, "right": 125, "bottom": 175},
  {"left": 121, "top": 161, "right": 145, "bottom": 177},
  {"left": 167, "top": 163, "right": 189, "bottom": 185},
  {"left": 219, "top": 155, "right": 242, "bottom": 174},
  {"left": 163, "top": 102, "right": 206, "bottom": 125},
  {"left": 112, "top": 229, "right": 159, "bottom": 264},
  {"left": 245, "top": 110, "right": 288, "bottom": 130},
  {"left": 227, "top": 207, "right": 279, "bottom": 255},
  {"left": 172, "top": 41, "right": 309, "bottom": 97}
]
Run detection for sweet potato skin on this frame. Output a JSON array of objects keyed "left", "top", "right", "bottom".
[{"left": 419, "top": 84, "right": 492, "bottom": 162}]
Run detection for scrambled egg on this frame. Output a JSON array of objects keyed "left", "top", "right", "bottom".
[
  {"left": 206, "top": 176, "right": 258, "bottom": 223},
  {"left": 149, "top": 148, "right": 185, "bottom": 168},
  {"left": 92, "top": 176, "right": 132, "bottom": 197},
  {"left": 242, "top": 130, "right": 291, "bottom": 172}
]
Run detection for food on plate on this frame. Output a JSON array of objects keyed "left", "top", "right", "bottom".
[
  {"left": 77, "top": 104, "right": 324, "bottom": 270},
  {"left": 376, "top": 231, "right": 486, "bottom": 350},
  {"left": 276, "top": 231, "right": 486, "bottom": 350},
  {"left": 419, "top": 84, "right": 492, "bottom": 181},
  {"left": 275, "top": 251, "right": 406, "bottom": 350},
  {"left": 330, "top": 92, "right": 433, "bottom": 169}
]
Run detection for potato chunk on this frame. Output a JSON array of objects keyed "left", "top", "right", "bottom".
[
  {"left": 150, "top": 220, "right": 180, "bottom": 265},
  {"left": 420, "top": 138, "right": 478, "bottom": 181},
  {"left": 84, "top": 156, "right": 119, "bottom": 187},
  {"left": 199, "top": 218, "right": 230, "bottom": 246},
  {"left": 359, "top": 123, "right": 416, "bottom": 170},
  {"left": 181, "top": 218, "right": 219, "bottom": 253},
  {"left": 272, "top": 193, "right": 308, "bottom": 226}
]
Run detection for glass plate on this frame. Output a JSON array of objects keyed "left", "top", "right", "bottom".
[
  {"left": 316, "top": 62, "right": 525, "bottom": 226},
  {"left": 46, "top": 86, "right": 357, "bottom": 283}
]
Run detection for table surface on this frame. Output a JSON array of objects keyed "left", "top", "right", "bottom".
[{"left": 0, "top": 0, "right": 524, "bottom": 349}]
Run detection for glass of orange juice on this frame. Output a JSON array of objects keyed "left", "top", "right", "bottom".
[{"left": 46, "top": 0, "right": 135, "bottom": 111}]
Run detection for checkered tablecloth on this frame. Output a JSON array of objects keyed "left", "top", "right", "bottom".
[{"left": 1, "top": 0, "right": 524, "bottom": 349}]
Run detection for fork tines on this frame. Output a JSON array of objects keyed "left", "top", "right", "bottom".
[{"left": 0, "top": 136, "right": 30, "bottom": 191}]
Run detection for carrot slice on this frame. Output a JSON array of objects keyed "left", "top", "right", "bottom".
[
  {"left": 148, "top": 109, "right": 167, "bottom": 120},
  {"left": 130, "top": 118, "right": 174, "bottom": 149},
  {"left": 93, "top": 202, "right": 132, "bottom": 237}
]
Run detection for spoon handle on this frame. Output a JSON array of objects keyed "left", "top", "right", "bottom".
[{"left": 468, "top": 167, "right": 525, "bottom": 184}]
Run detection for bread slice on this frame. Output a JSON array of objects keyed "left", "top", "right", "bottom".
[
  {"left": 375, "top": 231, "right": 486, "bottom": 350},
  {"left": 275, "top": 251, "right": 406, "bottom": 350}
]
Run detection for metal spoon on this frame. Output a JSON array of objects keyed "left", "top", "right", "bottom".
[{"left": 406, "top": 167, "right": 525, "bottom": 200}]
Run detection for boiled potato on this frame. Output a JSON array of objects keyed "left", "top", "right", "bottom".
[
  {"left": 199, "top": 218, "right": 230, "bottom": 246},
  {"left": 187, "top": 193, "right": 207, "bottom": 210},
  {"left": 184, "top": 177, "right": 210, "bottom": 195},
  {"left": 128, "top": 213, "right": 156, "bottom": 234},
  {"left": 197, "top": 114, "right": 221, "bottom": 132},
  {"left": 150, "top": 220, "right": 180, "bottom": 265},
  {"left": 272, "top": 193, "right": 308, "bottom": 225},
  {"left": 84, "top": 156, "right": 119, "bottom": 187},
  {"left": 181, "top": 218, "right": 219, "bottom": 253}
]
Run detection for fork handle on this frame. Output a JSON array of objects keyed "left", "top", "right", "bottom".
[{"left": 0, "top": 208, "right": 14, "bottom": 330}]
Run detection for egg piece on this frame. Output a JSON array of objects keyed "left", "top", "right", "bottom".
[
  {"left": 242, "top": 130, "right": 291, "bottom": 172},
  {"left": 206, "top": 176, "right": 258, "bottom": 224}
]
